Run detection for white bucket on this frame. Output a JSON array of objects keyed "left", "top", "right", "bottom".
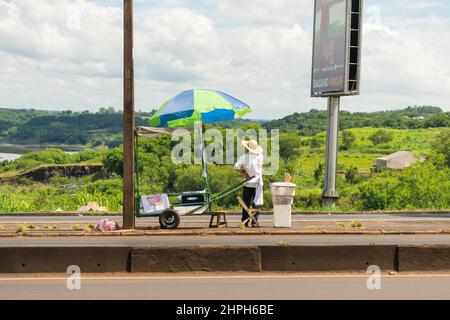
[
  {"left": 273, "top": 205, "right": 292, "bottom": 228},
  {"left": 270, "top": 183, "right": 296, "bottom": 228}
]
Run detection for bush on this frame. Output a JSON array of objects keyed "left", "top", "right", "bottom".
[
  {"left": 369, "top": 129, "right": 394, "bottom": 146},
  {"left": 345, "top": 166, "right": 360, "bottom": 184},
  {"left": 341, "top": 130, "right": 356, "bottom": 151},
  {"left": 309, "top": 137, "right": 322, "bottom": 149},
  {"left": 102, "top": 147, "right": 123, "bottom": 176},
  {"left": 71, "top": 150, "right": 103, "bottom": 163},
  {"left": 279, "top": 134, "right": 303, "bottom": 161},
  {"left": 357, "top": 176, "right": 398, "bottom": 210},
  {"left": 423, "top": 113, "right": 450, "bottom": 128},
  {"left": 85, "top": 179, "right": 122, "bottom": 196},
  {"left": 357, "top": 162, "right": 450, "bottom": 210},
  {"left": 433, "top": 129, "right": 450, "bottom": 167},
  {"left": 21, "top": 148, "right": 71, "bottom": 164}
]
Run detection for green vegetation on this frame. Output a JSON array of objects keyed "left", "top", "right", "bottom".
[
  {"left": 433, "top": 130, "right": 450, "bottom": 167},
  {"left": 369, "top": 129, "right": 393, "bottom": 146},
  {"left": 341, "top": 130, "right": 356, "bottom": 151},
  {"left": 0, "top": 148, "right": 104, "bottom": 177},
  {"left": 350, "top": 221, "right": 363, "bottom": 229},
  {"left": 0, "top": 108, "right": 149, "bottom": 148},
  {"left": 0, "top": 108, "right": 56, "bottom": 138},
  {"left": 264, "top": 106, "right": 449, "bottom": 136},
  {"left": 16, "top": 225, "right": 25, "bottom": 234},
  {"left": 0, "top": 106, "right": 448, "bottom": 213}
]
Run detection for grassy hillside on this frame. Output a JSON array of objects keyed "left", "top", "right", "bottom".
[
  {"left": 264, "top": 106, "right": 449, "bottom": 136},
  {"left": 0, "top": 106, "right": 446, "bottom": 150},
  {"left": 0, "top": 108, "right": 149, "bottom": 149},
  {"left": 0, "top": 108, "right": 56, "bottom": 137},
  {"left": 0, "top": 106, "right": 448, "bottom": 213},
  {"left": 0, "top": 126, "right": 448, "bottom": 213}
]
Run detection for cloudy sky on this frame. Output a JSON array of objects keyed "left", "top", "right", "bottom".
[{"left": 0, "top": 0, "right": 449, "bottom": 119}]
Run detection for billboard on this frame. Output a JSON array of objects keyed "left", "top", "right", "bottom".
[{"left": 311, "top": 0, "right": 362, "bottom": 97}]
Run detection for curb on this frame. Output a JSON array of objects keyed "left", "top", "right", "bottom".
[
  {"left": 0, "top": 210, "right": 449, "bottom": 217},
  {"left": 1, "top": 229, "right": 449, "bottom": 238},
  {"left": 1, "top": 245, "right": 450, "bottom": 273}
]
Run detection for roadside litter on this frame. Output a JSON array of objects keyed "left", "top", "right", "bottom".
[
  {"left": 78, "top": 202, "right": 108, "bottom": 213},
  {"left": 94, "top": 219, "right": 119, "bottom": 232}
]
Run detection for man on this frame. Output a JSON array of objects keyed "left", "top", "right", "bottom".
[{"left": 234, "top": 139, "right": 264, "bottom": 227}]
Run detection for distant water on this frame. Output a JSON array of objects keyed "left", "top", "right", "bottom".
[
  {"left": 0, "top": 153, "right": 22, "bottom": 161},
  {"left": 0, "top": 145, "right": 80, "bottom": 162}
]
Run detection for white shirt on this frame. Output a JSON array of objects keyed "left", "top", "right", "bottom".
[{"left": 234, "top": 152, "right": 264, "bottom": 189}]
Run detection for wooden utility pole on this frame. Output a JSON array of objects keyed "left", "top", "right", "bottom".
[{"left": 123, "top": 0, "right": 135, "bottom": 229}]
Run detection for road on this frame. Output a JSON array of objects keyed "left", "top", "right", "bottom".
[
  {"left": 2, "top": 234, "right": 450, "bottom": 247},
  {"left": 1, "top": 213, "right": 450, "bottom": 224},
  {"left": 1, "top": 274, "right": 450, "bottom": 299}
]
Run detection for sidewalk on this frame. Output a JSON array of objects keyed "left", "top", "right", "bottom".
[{"left": 2, "top": 217, "right": 450, "bottom": 237}]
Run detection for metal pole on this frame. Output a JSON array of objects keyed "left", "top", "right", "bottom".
[
  {"left": 201, "top": 123, "right": 211, "bottom": 209},
  {"left": 322, "top": 96, "right": 340, "bottom": 207},
  {"left": 123, "top": 0, "right": 135, "bottom": 229}
]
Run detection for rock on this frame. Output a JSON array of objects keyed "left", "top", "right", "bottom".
[
  {"left": 78, "top": 203, "right": 108, "bottom": 213},
  {"left": 87, "top": 202, "right": 100, "bottom": 211},
  {"left": 78, "top": 206, "right": 89, "bottom": 212}
]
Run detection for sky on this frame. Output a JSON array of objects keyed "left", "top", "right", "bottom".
[{"left": 0, "top": 0, "right": 449, "bottom": 119}]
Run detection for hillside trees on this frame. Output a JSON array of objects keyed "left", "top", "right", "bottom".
[{"left": 369, "top": 129, "right": 394, "bottom": 146}]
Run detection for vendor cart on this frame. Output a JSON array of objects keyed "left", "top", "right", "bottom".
[{"left": 134, "top": 89, "right": 253, "bottom": 229}]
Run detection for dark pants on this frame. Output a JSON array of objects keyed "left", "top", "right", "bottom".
[{"left": 242, "top": 186, "right": 260, "bottom": 223}]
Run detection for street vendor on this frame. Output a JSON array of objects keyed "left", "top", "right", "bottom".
[{"left": 234, "top": 139, "right": 264, "bottom": 227}]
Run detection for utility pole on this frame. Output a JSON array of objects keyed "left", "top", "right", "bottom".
[
  {"left": 322, "top": 96, "right": 340, "bottom": 207},
  {"left": 123, "top": 0, "right": 135, "bottom": 229}
]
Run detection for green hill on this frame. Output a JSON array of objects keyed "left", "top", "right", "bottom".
[
  {"left": 263, "top": 106, "right": 449, "bottom": 136},
  {"left": 0, "top": 106, "right": 447, "bottom": 150},
  {"left": 0, "top": 108, "right": 148, "bottom": 149}
]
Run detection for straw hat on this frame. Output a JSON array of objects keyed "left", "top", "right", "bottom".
[{"left": 241, "top": 139, "right": 263, "bottom": 155}]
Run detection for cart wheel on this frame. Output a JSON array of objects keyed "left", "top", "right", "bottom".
[{"left": 159, "top": 209, "right": 180, "bottom": 230}]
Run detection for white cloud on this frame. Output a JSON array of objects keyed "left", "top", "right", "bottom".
[
  {"left": 351, "top": 14, "right": 450, "bottom": 111},
  {"left": 0, "top": 0, "right": 448, "bottom": 118},
  {"left": 213, "top": 0, "right": 312, "bottom": 25}
]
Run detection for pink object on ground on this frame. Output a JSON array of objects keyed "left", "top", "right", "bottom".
[{"left": 95, "top": 219, "right": 119, "bottom": 232}]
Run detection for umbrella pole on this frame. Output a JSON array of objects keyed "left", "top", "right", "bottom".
[{"left": 201, "top": 123, "right": 212, "bottom": 206}]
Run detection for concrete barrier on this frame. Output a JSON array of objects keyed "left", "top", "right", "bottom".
[
  {"left": 131, "top": 246, "right": 261, "bottom": 272},
  {"left": 2, "top": 245, "right": 450, "bottom": 274},
  {"left": 398, "top": 246, "right": 450, "bottom": 272},
  {"left": 0, "top": 247, "right": 131, "bottom": 273},
  {"left": 261, "top": 245, "right": 397, "bottom": 272}
]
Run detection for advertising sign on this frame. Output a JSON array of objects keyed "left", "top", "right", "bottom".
[{"left": 311, "top": 0, "right": 361, "bottom": 97}]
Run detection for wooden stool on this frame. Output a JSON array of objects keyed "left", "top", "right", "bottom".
[{"left": 209, "top": 212, "right": 228, "bottom": 228}]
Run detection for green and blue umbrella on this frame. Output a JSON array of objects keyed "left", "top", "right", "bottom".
[{"left": 149, "top": 89, "right": 251, "bottom": 128}]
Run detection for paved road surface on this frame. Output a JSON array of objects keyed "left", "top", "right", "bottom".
[
  {"left": 2, "top": 234, "right": 450, "bottom": 247},
  {"left": 1, "top": 214, "right": 450, "bottom": 224},
  {"left": 1, "top": 274, "right": 450, "bottom": 299}
]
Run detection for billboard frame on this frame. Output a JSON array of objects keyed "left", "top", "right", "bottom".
[{"left": 311, "top": 0, "right": 363, "bottom": 98}]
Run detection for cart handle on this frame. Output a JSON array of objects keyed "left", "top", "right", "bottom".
[
  {"left": 181, "top": 176, "right": 255, "bottom": 216},
  {"left": 209, "top": 176, "right": 255, "bottom": 201}
]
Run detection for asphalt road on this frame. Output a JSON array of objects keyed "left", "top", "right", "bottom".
[
  {"left": 2, "top": 234, "right": 450, "bottom": 247},
  {"left": 1, "top": 214, "right": 450, "bottom": 224},
  {"left": 1, "top": 274, "right": 450, "bottom": 299}
]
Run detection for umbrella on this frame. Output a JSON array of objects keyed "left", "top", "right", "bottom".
[{"left": 149, "top": 89, "right": 251, "bottom": 128}]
